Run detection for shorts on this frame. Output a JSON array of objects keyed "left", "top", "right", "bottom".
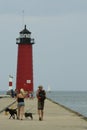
[
  {"left": 18, "top": 102, "right": 25, "bottom": 107},
  {"left": 38, "top": 101, "right": 44, "bottom": 110}
]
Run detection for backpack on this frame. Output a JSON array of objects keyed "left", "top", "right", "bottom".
[{"left": 38, "top": 90, "right": 46, "bottom": 101}]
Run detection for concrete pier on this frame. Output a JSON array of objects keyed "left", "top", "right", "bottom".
[{"left": 0, "top": 97, "right": 87, "bottom": 130}]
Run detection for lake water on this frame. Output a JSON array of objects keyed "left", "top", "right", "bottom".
[{"left": 47, "top": 91, "right": 87, "bottom": 117}]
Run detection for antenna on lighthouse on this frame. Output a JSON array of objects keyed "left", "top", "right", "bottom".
[{"left": 22, "top": 10, "right": 25, "bottom": 27}]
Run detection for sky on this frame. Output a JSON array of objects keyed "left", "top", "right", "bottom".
[{"left": 0, "top": 0, "right": 87, "bottom": 91}]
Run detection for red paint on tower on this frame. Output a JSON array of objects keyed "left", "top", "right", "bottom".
[{"left": 16, "top": 25, "right": 35, "bottom": 92}]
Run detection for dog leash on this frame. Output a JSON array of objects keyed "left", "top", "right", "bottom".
[{"left": 0, "top": 100, "right": 16, "bottom": 114}]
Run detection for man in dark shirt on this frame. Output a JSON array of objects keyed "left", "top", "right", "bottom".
[{"left": 36, "top": 85, "right": 46, "bottom": 121}]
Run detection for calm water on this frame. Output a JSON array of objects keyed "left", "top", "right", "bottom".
[
  {"left": 0, "top": 91, "right": 7, "bottom": 95},
  {"left": 47, "top": 91, "right": 87, "bottom": 117}
]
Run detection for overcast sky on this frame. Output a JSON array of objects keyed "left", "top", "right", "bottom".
[{"left": 0, "top": 0, "right": 87, "bottom": 91}]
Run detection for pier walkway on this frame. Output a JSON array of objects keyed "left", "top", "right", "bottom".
[{"left": 0, "top": 97, "right": 87, "bottom": 130}]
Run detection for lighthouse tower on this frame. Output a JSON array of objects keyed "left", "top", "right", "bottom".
[
  {"left": 16, "top": 25, "right": 34, "bottom": 92},
  {"left": 9, "top": 75, "right": 13, "bottom": 90}
]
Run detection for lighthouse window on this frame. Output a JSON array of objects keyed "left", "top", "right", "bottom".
[
  {"left": 24, "top": 34, "right": 28, "bottom": 38},
  {"left": 28, "top": 34, "right": 31, "bottom": 38},
  {"left": 20, "top": 34, "right": 24, "bottom": 38},
  {"left": 25, "top": 34, "right": 31, "bottom": 38},
  {"left": 20, "top": 34, "right": 30, "bottom": 38},
  {"left": 16, "top": 38, "right": 20, "bottom": 43}
]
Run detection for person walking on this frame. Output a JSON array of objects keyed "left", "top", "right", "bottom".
[
  {"left": 36, "top": 85, "right": 46, "bottom": 121},
  {"left": 17, "top": 88, "right": 26, "bottom": 120}
]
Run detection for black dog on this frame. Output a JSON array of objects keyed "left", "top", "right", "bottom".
[
  {"left": 24, "top": 112, "right": 33, "bottom": 120},
  {"left": 5, "top": 108, "right": 17, "bottom": 119}
]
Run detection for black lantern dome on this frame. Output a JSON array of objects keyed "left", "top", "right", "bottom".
[
  {"left": 20, "top": 25, "right": 31, "bottom": 34},
  {"left": 16, "top": 25, "right": 34, "bottom": 44}
]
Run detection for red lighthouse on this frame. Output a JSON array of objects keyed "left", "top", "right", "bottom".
[{"left": 16, "top": 25, "right": 34, "bottom": 92}]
